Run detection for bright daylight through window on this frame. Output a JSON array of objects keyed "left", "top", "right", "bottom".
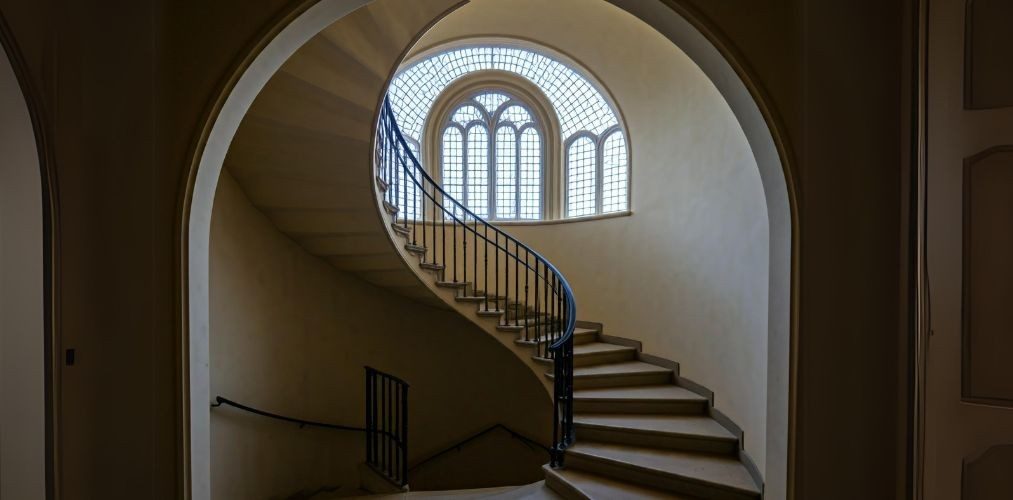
[{"left": 389, "top": 45, "right": 628, "bottom": 220}]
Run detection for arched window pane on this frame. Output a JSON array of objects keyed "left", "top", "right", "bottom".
[
  {"left": 467, "top": 126, "right": 489, "bottom": 218},
  {"left": 390, "top": 46, "right": 619, "bottom": 141},
  {"left": 567, "top": 137, "right": 596, "bottom": 217},
  {"left": 452, "top": 105, "right": 485, "bottom": 127},
  {"left": 602, "top": 132, "right": 628, "bottom": 213},
  {"left": 442, "top": 128, "right": 464, "bottom": 204},
  {"left": 495, "top": 126, "right": 517, "bottom": 219},
  {"left": 520, "top": 128, "right": 542, "bottom": 219},
  {"left": 474, "top": 92, "right": 510, "bottom": 114},
  {"left": 498, "top": 105, "right": 533, "bottom": 127}
]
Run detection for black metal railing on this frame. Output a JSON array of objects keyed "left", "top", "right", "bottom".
[
  {"left": 365, "top": 366, "right": 409, "bottom": 486},
  {"left": 409, "top": 423, "right": 549, "bottom": 474},
  {"left": 375, "top": 96, "right": 576, "bottom": 466},
  {"left": 211, "top": 366, "right": 410, "bottom": 488}
]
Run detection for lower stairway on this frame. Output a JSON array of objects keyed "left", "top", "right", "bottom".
[{"left": 379, "top": 187, "right": 762, "bottom": 499}]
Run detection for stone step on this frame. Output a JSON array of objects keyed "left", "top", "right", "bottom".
[
  {"left": 565, "top": 441, "right": 760, "bottom": 499},
  {"left": 573, "top": 413, "right": 737, "bottom": 454},
  {"left": 546, "top": 361, "right": 671, "bottom": 389},
  {"left": 573, "top": 385, "right": 709, "bottom": 415},
  {"left": 543, "top": 465, "right": 689, "bottom": 500},
  {"left": 533, "top": 342, "right": 637, "bottom": 367}
]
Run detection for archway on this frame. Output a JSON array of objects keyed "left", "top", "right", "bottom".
[
  {"left": 0, "top": 21, "right": 49, "bottom": 500},
  {"left": 182, "top": 1, "right": 797, "bottom": 498}
]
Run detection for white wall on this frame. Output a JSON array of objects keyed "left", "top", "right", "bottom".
[
  {"left": 0, "top": 42, "right": 46, "bottom": 500},
  {"left": 210, "top": 170, "right": 550, "bottom": 498},
  {"left": 414, "top": 0, "right": 770, "bottom": 473}
]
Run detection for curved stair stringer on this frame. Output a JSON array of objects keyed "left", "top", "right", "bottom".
[
  {"left": 370, "top": 189, "right": 566, "bottom": 399},
  {"left": 223, "top": 0, "right": 465, "bottom": 307}
]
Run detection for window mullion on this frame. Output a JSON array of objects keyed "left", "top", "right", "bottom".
[
  {"left": 486, "top": 117, "right": 494, "bottom": 219},
  {"left": 515, "top": 128, "right": 522, "bottom": 219},
  {"left": 461, "top": 125, "right": 469, "bottom": 210},
  {"left": 595, "top": 136, "right": 605, "bottom": 214}
]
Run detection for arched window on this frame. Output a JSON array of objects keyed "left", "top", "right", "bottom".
[
  {"left": 440, "top": 91, "right": 543, "bottom": 220},
  {"left": 390, "top": 44, "right": 629, "bottom": 221}
]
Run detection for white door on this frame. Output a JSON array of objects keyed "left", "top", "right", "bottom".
[{"left": 922, "top": 0, "right": 1013, "bottom": 498}]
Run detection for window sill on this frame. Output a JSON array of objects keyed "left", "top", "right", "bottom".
[
  {"left": 398, "top": 210, "right": 633, "bottom": 227},
  {"left": 494, "top": 210, "right": 632, "bottom": 226}
]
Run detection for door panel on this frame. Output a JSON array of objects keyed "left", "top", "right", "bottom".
[{"left": 923, "top": 0, "right": 1013, "bottom": 498}]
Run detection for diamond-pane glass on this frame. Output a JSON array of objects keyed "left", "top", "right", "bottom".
[
  {"left": 567, "top": 137, "right": 596, "bottom": 217},
  {"left": 466, "top": 125, "right": 489, "bottom": 218},
  {"left": 602, "top": 131, "right": 628, "bottom": 213},
  {"left": 495, "top": 126, "right": 517, "bottom": 219}
]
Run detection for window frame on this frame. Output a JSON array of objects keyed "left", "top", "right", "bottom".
[
  {"left": 439, "top": 91, "right": 546, "bottom": 221},
  {"left": 401, "top": 41, "right": 633, "bottom": 224}
]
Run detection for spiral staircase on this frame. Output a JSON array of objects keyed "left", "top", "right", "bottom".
[{"left": 223, "top": 0, "right": 764, "bottom": 497}]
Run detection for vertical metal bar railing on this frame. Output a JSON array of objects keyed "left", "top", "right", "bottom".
[
  {"left": 375, "top": 96, "right": 575, "bottom": 467},
  {"left": 365, "top": 366, "right": 409, "bottom": 487}
]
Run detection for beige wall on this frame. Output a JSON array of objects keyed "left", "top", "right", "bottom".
[
  {"left": 210, "top": 170, "right": 550, "bottom": 498},
  {"left": 0, "top": 34, "right": 46, "bottom": 500},
  {"left": 0, "top": 0, "right": 913, "bottom": 497},
  {"left": 411, "top": 0, "right": 770, "bottom": 474}
]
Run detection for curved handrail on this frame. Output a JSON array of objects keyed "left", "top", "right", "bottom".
[{"left": 376, "top": 96, "right": 576, "bottom": 465}]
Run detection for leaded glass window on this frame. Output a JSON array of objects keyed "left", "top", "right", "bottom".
[
  {"left": 441, "top": 91, "right": 543, "bottom": 220},
  {"left": 391, "top": 44, "right": 629, "bottom": 219}
]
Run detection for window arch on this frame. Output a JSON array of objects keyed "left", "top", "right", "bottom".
[
  {"left": 440, "top": 91, "right": 544, "bottom": 220},
  {"left": 390, "top": 43, "right": 629, "bottom": 220}
]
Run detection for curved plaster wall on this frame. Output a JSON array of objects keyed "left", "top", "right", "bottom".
[
  {"left": 187, "top": 0, "right": 792, "bottom": 497},
  {"left": 411, "top": 0, "right": 774, "bottom": 480},
  {"left": 0, "top": 37, "right": 46, "bottom": 500}
]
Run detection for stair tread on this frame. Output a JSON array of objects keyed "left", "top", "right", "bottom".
[
  {"left": 570, "top": 361, "right": 671, "bottom": 378},
  {"left": 574, "top": 384, "right": 707, "bottom": 403},
  {"left": 574, "top": 414, "right": 735, "bottom": 441},
  {"left": 519, "top": 327, "right": 597, "bottom": 343},
  {"left": 573, "top": 342, "right": 637, "bottom": 356},
  {"left": 546, "top": 466, "right": 692, "bottom": 499},
  {"left": 568, "top": 441, "right": 759, "bottom": 495}
]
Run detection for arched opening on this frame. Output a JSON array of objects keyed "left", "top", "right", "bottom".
[
  {"left": 0, "top": 26, "right": 49, "bottom": 500},
  {"left": 182, "top": 1, "right": 796, "bottom": 498}
]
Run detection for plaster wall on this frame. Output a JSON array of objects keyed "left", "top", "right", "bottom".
[
  {"left": 0, "top": 34, "right": 45, "bottom": 500},
  {"left": 210, "top": 169, "right": 550, "bottom": 498},
  {"left": 0, "top": 0, "right": 910, "bottom": 497},
  {"left": 411, "top": 0, "right": 770, "bottom": 474}
]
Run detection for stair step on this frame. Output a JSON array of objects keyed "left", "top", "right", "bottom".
[
  {"left": 548, "top": 361, "right": 671, "bottom": 389},
  {"left": 455, "top": 296, "right": 488, "bottom": 303},
  {"left": 544, "top": 465, "right": 690, "bottom": 500},
  {"left": 420, "top": 262, "right": 444, "bottom": 271},
  {"left": 404, "top": 244, "right": 426, "bottom": 255},
  {"left": 391, "top": 223, "right": 410, "bottom": 236},
  {"left": 436, "top": 281, "right": 469, "bottom": 289},
  {"left": 573, "top": 385, "right": 708, "bottom": 414},
  {"left": 382, "top": 201, "right": 399, "bottom": 215},
  {"left": 534, "top": 342, "right": 637, "bottom": 367},
  {"left": 496, "top": 324, "right": 526, "bottom": 333},
  {"left": 515, "top": 327, "right": 598, "bottom": 346},
  {"left": 573, "top": 414, "right": 737, "bottom": 454},
  {"left": 564, "top": 441, "right": 760, "bottom": 499},
  {"left": 375, "top": 175, "right": 389, "bottom": 192},
  {"left": 476, "top": 309, "right": 506, "bottom": 317}
]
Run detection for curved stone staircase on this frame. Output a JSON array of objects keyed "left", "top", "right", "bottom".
[
  {"left": 223, "top": 0, "right": 764, "bottom": 497},
  {"left": 375, "top": 172, "right": 762, "bottom": 499}
]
